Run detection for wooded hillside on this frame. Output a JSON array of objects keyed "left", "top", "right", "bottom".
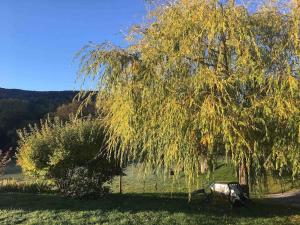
[{"left": 0, "top": 88, "right": 77, "bottom": 150}]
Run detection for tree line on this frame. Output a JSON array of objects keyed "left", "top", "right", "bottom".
[{"left": 0, "top": 88, "right": 77, "bottom": 150}]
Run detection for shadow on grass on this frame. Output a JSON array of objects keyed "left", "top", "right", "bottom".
[
  {"left": 0, "top": 192, "right": 299, "bottom": 219},
  {"left": 214, "top": 163, "right": 226, "bottom": 170},
  {"left": 264, "top": 192, "right": 300, "bottom": 207}
]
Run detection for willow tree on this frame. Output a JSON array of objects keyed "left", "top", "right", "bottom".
[{"left": 78, "top": 0, "right": 300, "bottom": 193}]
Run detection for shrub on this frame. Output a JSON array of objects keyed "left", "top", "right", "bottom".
[
  {"left": 0, "top": 148, "right": 11, "bottom": 175},
  {"left": 17, "top": 117, "right": 122, "bottom": 197},
  {"left": 57, "top": 167, "right": 109, "bottom": 198},
  {"left": 0, "top": 179, "right": 54, "bottom": 193}
]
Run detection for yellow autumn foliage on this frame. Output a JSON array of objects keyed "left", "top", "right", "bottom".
[{"left": 78, "top": 0, "right": 300, "bottom": 191}]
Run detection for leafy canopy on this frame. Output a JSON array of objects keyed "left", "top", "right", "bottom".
[{"left": 78, "top": 0, "right": 300, "bottom": 190}]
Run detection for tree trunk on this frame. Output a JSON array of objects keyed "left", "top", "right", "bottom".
[
  {"left": 119, "top": 175, "right": 123, "bottom": 194},
  {"left": 238, "top": 158, "right": 249, "bottom": 197},
  {"left": 200, "top": 159, "right": 208, "bottom": 174}
]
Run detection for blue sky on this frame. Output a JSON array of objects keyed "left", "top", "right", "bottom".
[{"left": 0, "top": 0, "right": 147, "bottom": 91}]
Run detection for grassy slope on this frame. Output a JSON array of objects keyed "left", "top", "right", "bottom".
[
  {"left": 109, "top": 163, "right": 300, "bottom": 195},
  {"left": 109, "top": 163, "right": 237, "bottom": 194},
  {"left": 1, "top": 164, "right": 300, "bottom": 224}
]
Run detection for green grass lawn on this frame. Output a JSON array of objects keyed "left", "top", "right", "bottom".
[
  {"left": 1, "top": 163, "right": 300, "bottom": 225},
  {"left": 0, "top": 192, "right": 299, "bottom": 225},
  {"left": 109, "top": 162, "right": 237, "bottom": 194},
  {"left": 109, "top": 163, "right": 300, "bottom": 195}
]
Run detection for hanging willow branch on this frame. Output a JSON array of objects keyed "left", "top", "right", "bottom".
[{"left": 78, "top": 0, "right": 300, "bottom": 192}]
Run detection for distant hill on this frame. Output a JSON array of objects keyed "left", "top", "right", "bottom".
[
  {"left": 0, "top": 87, "right": 78, "bottom": 150},
  {"left": 0, "top": 87, "right": 77, "bottom": 101}
]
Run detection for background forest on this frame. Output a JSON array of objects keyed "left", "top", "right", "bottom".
[{"left": 0, "top": 87, "right": 77, "bottom": 150}]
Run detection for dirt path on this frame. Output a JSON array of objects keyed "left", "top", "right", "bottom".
[{"left": 265, "top": 189, "right": 300, "bottom": 207}]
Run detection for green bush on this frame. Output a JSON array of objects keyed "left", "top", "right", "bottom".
[
  {"left": 17, "top": 117, "right": 122, "bottom": 197},
  {"left": 57, "top": 166, "right": 109, "bottom": 198}
]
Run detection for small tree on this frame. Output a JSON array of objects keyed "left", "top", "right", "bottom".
[
  {"left": 17, "top": 117, "right": 122, "bottom": 198},
  {"left": 50, "top": 100, "right": 96, "bottom": 121},
  {"left": 0, "top": 148, "right": 11, "bottom": 175}
]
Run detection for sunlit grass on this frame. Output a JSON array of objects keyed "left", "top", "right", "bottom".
[
  {"left": 110, "top": 163, "right": 237, "bottom": 194},
  {"left": 2, "top": 162, "right": 299, "bottom": 195}
]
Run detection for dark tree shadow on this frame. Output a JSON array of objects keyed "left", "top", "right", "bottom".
[
  {"left": 0, "top": 192, "right": 299, "bottom": 219},
  {"left": 214, "top": 163, "right": 225, "bottom": 170}
]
